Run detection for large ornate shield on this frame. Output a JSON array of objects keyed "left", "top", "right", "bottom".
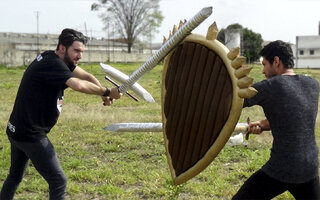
[{"left": 161, "top": 22, "right": 257, "bottom": 185}]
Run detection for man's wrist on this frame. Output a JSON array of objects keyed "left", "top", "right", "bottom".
[{"left": 102, "top": 88, "right": 111, "bottom": 97}]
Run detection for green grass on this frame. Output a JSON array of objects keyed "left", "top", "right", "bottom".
[{"left": 0, "top": 63, "right": 319, "bottom": 199}]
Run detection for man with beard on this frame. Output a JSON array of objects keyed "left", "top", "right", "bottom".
[{"left": 0, "top": 28, "right": 122, "bottom": 200}]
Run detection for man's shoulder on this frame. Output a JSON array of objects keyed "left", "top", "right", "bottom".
[
  {"left": 34, "top": 51, "right": 68, "bottom": 70},
  {"left": 29, "top": 51, "right": 60, "bottom": 67},
  {"left": 298, "top": 74, "right": 318, "bottom": 82},
  {"left": 252, "top": 79, "right": 269, "bottom": 89}
]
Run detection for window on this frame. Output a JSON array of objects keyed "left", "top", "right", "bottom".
[
  {"left": 299, "top": 50, "right": 304, "bottom": 55},
  {"left": 310, "top": 50, "right": 314, "bottom": 55}
]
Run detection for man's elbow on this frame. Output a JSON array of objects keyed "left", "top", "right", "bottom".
[
  {"left": 66, "top": 78, "right": 85, "bottom": 92},
  {"left": 72, "top": 84, "right": 84, "bottom": 92}
]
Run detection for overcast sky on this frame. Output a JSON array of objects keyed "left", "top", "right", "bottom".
[{"left": 0, "top": 0, "right": 319, "bottom": 44}]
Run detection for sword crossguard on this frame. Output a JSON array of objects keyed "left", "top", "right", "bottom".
[
  {"left": 105, "top": 76, "right": 139, "bottom": 102},
  {"left": 245, "top": 117, "right": 250, "bottom": 140},
  {"left": 245, "top": 117, "right": 268, "bottom": 140}
]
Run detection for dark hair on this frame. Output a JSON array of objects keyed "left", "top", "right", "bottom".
[
  {"left": 260, "top": 40, "right": 294, "bottom": 68},
  {"left": 56, "top": 28, "right": 88, "bottom": 50}
]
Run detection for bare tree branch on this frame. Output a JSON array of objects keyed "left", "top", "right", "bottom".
[{"left": 92, "top": 0, "right": 163, "bottom": 53}]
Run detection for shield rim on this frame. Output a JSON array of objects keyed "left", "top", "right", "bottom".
[{"left": 161, "top": 33, "right": 244, "bottom": 185}]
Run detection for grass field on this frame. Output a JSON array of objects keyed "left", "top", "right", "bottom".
[{"left": 0, "top": 63, "right": 319, "bottom": 199}]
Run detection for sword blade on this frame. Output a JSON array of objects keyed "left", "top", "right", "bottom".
[
  {"left": 118, "top": 7, "right": 213, "bottom": 93},
  {"left": 104, "top": 122, "right": 248, "bottom": 133},
  {"left": 100, "top": 63, "right": 155, "bottom": 102},
  {"left": 104, "top": 122, "right": 163, "bottom": 132}
]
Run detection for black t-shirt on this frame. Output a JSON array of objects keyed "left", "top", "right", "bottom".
[
  {"left": 244, "top": 75, "right": 319, "bottom": 183},
  {"left": 6, "top": 51, "right": 76, "bottom": 142}
]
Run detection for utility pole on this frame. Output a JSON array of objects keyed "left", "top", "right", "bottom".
[
  {"left": 35, "top": 11, "right": 40, "bottom": 54},
  {"left": 84, "top": 22, "right": 91, "bottom": 63},
  {"left": 107, "top": 22, "right": 110, "bottom": 62}
]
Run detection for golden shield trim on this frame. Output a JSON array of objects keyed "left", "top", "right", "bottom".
[{"left": 161, "top": 24, "right": 257, "bottom": 185}]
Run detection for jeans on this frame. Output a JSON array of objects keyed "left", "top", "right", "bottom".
[
  {"left": 232, "top": 169, "right": 320, "bottom": 200},
  {"left": 0, "top": 136, "right": 66, "bottom": 200}
]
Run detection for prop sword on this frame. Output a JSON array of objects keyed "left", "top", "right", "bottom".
[
  {"left": 118, "top": 6, "right": 213, "bottom": 94},
  {"left": 105, "top": 76, "right": 139, "bottom": 101},
  {"left": 100, "top": 63, "right": 155, "bottom": 102},
  {"left": 104, "top": 119, "right": 269, "bottom": 139},
  {"left": 104, "top": 122, "right": 248, "bottom": 133}
]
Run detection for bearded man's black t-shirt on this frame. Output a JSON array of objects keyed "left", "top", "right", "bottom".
[{"left": 6, "top": 51, "right": 75, "bottom": 142}]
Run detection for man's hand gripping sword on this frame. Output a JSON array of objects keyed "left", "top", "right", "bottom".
[{"left": 234, "top": 117, "right": 268, "bottom": 140}]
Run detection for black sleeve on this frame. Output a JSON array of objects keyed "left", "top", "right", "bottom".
[
  {"left": 243, "top": 80, "right": 270, "bottom": 108},
  {"left": 34, "top": 59, "right": 74, "bottom": 89}
]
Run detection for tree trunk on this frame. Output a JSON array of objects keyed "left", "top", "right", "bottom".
[{"left": 128, "top": 42, "right": 132, "bottom": 53}]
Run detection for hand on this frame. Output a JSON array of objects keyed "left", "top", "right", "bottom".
[
  {"left": 248, "top": 121, "right": 263, "bottom": 134},
  {"left": 246, "top": 118, "right": 270, "bottom": 140},
  {"left": 109, "top": 87, "right": 122, "bottom": 99},
  {"left": 102, "top": 96, "right": 114, "bottom": 106}
]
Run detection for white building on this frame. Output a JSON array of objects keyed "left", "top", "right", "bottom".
[
  {"left": 225, "top": 29, "right": 241, "bottom": 50},
  {"left": 295, "top": 22, "right": 320, "bottom": 68}
]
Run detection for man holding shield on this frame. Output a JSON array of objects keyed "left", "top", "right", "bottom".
[{"left": 233, "top": 40, "right": 320, "bottom": 199}]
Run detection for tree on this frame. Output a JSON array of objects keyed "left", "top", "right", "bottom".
[
  {"left": 92, "top": 0, "right": 163, "bottom": 53},
  {"left": 242, "top": 28, "right": 263, "bottom": 63},
  {"left": 217, "top": 23, "right": 263, "bottom": 62}
]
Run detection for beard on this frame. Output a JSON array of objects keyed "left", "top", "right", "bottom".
[{"left": 63, "top": 50, "right": 75, "bottom": 66}]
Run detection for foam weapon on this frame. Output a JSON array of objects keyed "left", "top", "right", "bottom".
[
  {"left": 104, "top": 122, "right": 163, "bottom": 132},
  {"left": 117, "top": 7, "right": 213, "bottom": 95},
  {"left": 100, "top": 63, "right": 155, "bottom": 102},
  {"left": 104, "top": 122, "right": 248, "bottom": 133},
  {"left": 105, "top": 76, "right": 139, "bottom": 101}
]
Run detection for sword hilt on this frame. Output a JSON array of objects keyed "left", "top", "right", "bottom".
[
  {"left": 105, "top": 76, "right": 139, "bottom": 102},
  {"left": 245, "top": 117, "right": 268, "bottom": 140}
]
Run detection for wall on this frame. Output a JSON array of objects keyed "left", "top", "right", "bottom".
[{"left": 0, "top": 32, "right": 154, "bottom": 67}]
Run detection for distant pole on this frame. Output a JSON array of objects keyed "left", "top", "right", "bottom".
[
  {"left": 84, "top": 22, "right": 90, "bottom": 63},
  {"left": 35, "top": 11, "right": 40, "bottom": 54},
  {"left": 84, "top": 22, "right": 88, "bottom": 35},
  {"left": 107, "top": 22, "right": 110, "bottom": 62}
]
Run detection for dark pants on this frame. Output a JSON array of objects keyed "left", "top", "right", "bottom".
[
  {"left": 0, "top": 136, "right": 66, "bottom": 200},
  {"left": 232, "top": 169, "right": 320, "bottom": 200}
]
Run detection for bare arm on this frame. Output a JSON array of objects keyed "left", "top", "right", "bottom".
[
  {"left": 72, "top": 66, "right": 102, "bottom": 87},
  {"left": 66, "top": 66, "right": 122, "bottom": 105},
  {"left": 66, "top": 77, "right": 105, "bottom": 95},
  {"left": 66, "top": 77, "right": 121, "bottom": 97}
]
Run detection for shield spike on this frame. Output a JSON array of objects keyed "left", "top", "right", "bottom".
[
  {"left": 172, "top": 24, "right": 178, "bottom": 35},
  {"left": 234, "top": 65, "right": 253, "bottom": 78},
  {"left": 169, "top": 30, "right": 173, "bottom": 38},
  {"left": 227, "top": 47, "right": 240, "bottom": 60},
  {"left": 231, "top": 56, "right": 246, "bottom": 69},
  {"left": 163, "top": 36, "right": 167, "bottom": 44},
  {"left": 178, "top": 20, "right": 184, "bottom": 29},
  {"left": 237, "top": 76, "right": 254, "bottom": 88},
  {"left": 238, "top": 87, "right": 258, "bottom": 98},
  {"left": 206, "top": 22, "right": 218, "bottom": 40}
]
